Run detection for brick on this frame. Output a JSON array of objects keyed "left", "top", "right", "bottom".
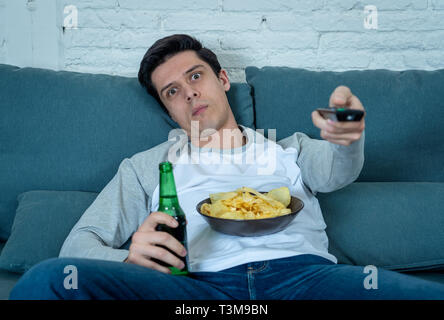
[
  {"left": 225, "top": 68, "right": 246, "bottom": 83},
  {"left": 112, "top": 30, "right": 171, "bottom": 49},
  {"left": 118, "top": 0, "right": 218, "bottom": 11},
  {"left": 164, "top": 12, "right": 261, "bottom": 31},
  {"left": 431, "top": 0, "right": 444, "bottom": 9},
  {"left": 420, "top": 30, "right": 444, "bottom": 49},
  {"left": 223, "top": 0, "right": 323, "bottom": 12},
  {"left": 316, "top": 50, "right": 372, "bottom": 69},
  {"left": 267, "top": 10, "right": 444, "bottom": 33},
  {"left": 423, "top": 51, "right": 444, "bottom": 68},
  {"left": 368, "top": 52, "right": 408, "bottom": 69},
  {"left": 189, "top": 33, "right": 221, "bottom": 50},
  {"left": 367, "top": 50, "right": 444, "bottom": 70},
  {"left": 122, "top": 31, "right": 222, "bottom": 51},
  {"left": 63, "top": 28, "right": 113, "bottom": 47},
  {"left": 220, "top": 31, "right": 319, "bottom": 50},
  {"left": 61, "top": 0, "right": 119, "bottom": 9},
  {"left": 80, "top": 8, "right": 159, "bottom": 30},
  {"left": 64, "top": 29, "right": 222, "bottom": 54},
  {"left": 216, "top": 50, "right": 268, "bottom": 69},
  {"left": 324, "top": 0, "right": 427, "bottom": 11},
  {"left": 403, "top": 50, "right": 444, "bottom": 68},
  {"left": 264, "top": 12, "right": 314, "bottom": 32},
  {"left": 378, "top": 11, "right": 444, "bottom": 31},
  {"left": 319, "top": 31, "right": 444, "bottom": 52},
  {"left": 65, "top": 47, "right": 146, "bottom": 68},
  {"left": 312, "top": 11, "right": 364, "bottom": 32},
  {"left": 66, "top": 63, "right": 138, "bottom": 77},
  {"left": 265, "top": 49, "right": 319, "bottom": 68}
]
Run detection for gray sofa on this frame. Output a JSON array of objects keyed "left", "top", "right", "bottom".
[{"left": 0, "top": 64, "right": 443, "bottom": 299}]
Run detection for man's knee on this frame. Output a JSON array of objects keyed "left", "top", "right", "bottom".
[{"left": 9, "top": 257, "right": 81, "bottom": 300}]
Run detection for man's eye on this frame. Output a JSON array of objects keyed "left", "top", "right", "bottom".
[
  {"left": 191, "top": 72, "right": 201, "bottom": 80},
  {"left": 167, "top": 88, "right": 177, "bottom": 97}
]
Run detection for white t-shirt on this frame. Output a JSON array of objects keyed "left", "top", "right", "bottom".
[{"left": 150, "top": 126, "right": 337, "bottom": 272}]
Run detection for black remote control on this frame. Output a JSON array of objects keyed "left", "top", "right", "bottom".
[{"left": 316, "top": 107, "right": 364, "bottom": 122}]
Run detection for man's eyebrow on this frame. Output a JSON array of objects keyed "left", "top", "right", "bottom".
[{"left": 160, "top": 64, "right": 205, "bottom": 96}]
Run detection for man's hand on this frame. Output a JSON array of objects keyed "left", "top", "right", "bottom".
[
  {"left": 125, "top": 211, "right": 187, "bottom": 274},
  {"left": 312, "top": 86, "right": 365, "bottom": 146}
]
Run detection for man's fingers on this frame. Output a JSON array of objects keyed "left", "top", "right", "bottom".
[
  {"left": 312, "top": 109, "right": 327, "bottom": 130},
  {"left": 347, "top": 94, "right": 365, "bottom": 111},
  {"left": 129, "top": 242, "right": 185, "bottom": 271},
  {"left": 138, "top": 211, "right": 178, "bottom": 232},
  {"left": 325, "top": 118, "right": 365, "bottom": 134},
  {"left": 329, "top": 85, "right": 352, "bottom": 107},
  {"left": 127, "top": 251, "right": 172, "bottom": 274},
  {"left": 132, "top": 231, "right": 186, "bottom": 257},
  {"left": 320, "top": 130, "right": 362, "bottom": 143},
  {"left": 314, "top": 85, "right": 366, "bottom": 146},
  {"left": 149, "top": 245, "right": 186, "bottom": 270},
  {"left": 313, "top": 110, "right": 365, "bottom": 133}
]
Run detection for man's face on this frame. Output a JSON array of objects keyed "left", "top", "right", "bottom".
[{"left": 151, "top": 50, "right": 232, "bottom": 137}]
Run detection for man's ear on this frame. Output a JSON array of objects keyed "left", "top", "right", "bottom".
[{"left": 218, "top": 69, "right": 231, "bottom": 92}]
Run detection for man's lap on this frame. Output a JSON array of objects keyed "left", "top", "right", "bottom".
[
  {"left": 255, "top": 258, "right": 444, "bottom": 299},
  {"left": 10, "top": 257, "right": 236, "bottom": 300},
  {"left": 9, "top": 255, "right": 444, "bottom": 300}
]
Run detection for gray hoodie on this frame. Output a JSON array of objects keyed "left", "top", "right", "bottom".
[{"left": 59, "top": 125, "right": 365, "bottom": 264}]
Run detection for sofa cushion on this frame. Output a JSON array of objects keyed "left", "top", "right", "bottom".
[
  {"left": 0, "top": 267, "right": 22, "bottom": 300},
  {"left": 0, "top": 190, "right": 98, "bottom": 273},
  {"left": 0, "top": 241, "right": 21, "bottom": 300},
  {"left": 246, "top": 66, "right": 444, "bottom": 183},
  {"left": 402, "top": 271, "right": 444, "bottom": 285},
  {"left": 317, "top": 182, "right": 444, "bottom": 272},
  {"left": 0, "top": 64, "right": 254, "bottom": 240}
]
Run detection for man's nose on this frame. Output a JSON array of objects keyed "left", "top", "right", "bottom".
[{"left": 185, "top": 87, "right": 199, "bottom": 102}]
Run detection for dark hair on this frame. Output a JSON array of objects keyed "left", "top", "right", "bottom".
[{"left": 138, "top": 34, "right": 222, "bottom": 112}]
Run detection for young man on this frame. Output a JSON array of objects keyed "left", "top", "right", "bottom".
[{"left": 10, "top": 35, "right": 444, "bottom": 300}]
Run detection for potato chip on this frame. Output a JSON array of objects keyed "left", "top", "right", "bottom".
[
  {"left": 266, "top": 186, "right": 291, "bottom": 207},
  {"left": 200, "top": 186, "right": 292, "bottom": 220},
  {"left": 210, "top": 191, "right": 238, "bottom": 203}
]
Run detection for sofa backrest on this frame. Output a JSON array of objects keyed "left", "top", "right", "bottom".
[
  {"left": 246, "top": 67, "right": 444, "bottom": 183},
  {"left": 0, "top": 64, "right": 254, "bottom": 240}
]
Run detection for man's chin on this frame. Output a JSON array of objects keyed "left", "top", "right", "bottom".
[{"left": 188, "top": 121, "right": 218, "bottom": 143}]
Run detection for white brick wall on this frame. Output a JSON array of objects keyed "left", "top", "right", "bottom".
[{"left": 1, "top": 0, "right": 444, "bottom": 82}]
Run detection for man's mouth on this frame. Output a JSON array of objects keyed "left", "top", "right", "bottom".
[{"left": 192, "top": 105, "right": 207, "bottom": 116}]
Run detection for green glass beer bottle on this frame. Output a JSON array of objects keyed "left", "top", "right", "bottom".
[{"left": 153, "top": 161, "right": 189, "bottom": 276}]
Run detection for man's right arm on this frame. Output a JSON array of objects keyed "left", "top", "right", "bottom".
[{"left": 59, "top": 158, "right": 150, "bottom": 262}]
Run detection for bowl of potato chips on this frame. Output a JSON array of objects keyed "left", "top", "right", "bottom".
[{"left": 196, "top": 186, "right": 304, "bottom": 237}]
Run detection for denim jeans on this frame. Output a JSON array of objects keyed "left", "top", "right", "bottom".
[{"left": 9, "top": 254, "right": 444, "bottom": 300}]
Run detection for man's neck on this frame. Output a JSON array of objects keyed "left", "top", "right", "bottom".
[{"left": 190, "top": 125, "right": 247, "bottom": 150}]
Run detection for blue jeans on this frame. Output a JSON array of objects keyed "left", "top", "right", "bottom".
[{"left": 9, "top": 254, "right": 444, "bottom": 300}]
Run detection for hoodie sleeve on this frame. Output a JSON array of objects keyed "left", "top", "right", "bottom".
[
  {"left": 59, "top": 158, "right": 150, "bottom": 262},
  {"left": 277, "top": 131, "right": 365, "bottom": 195}
]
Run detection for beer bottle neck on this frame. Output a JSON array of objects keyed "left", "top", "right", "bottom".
[
  {"left": 158, "top": 167, "right": 184, "bottom": 217},
  {"left": 159, "top": 170, "right": 178, "bottom": 198}
]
